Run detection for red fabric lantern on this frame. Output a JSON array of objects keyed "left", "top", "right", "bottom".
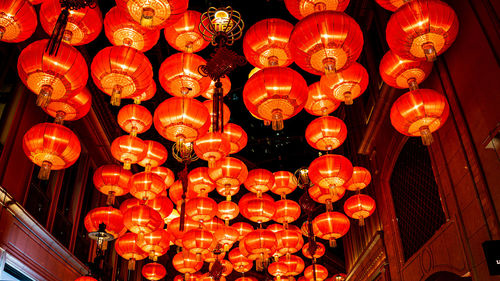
[
  {"left": 234, "top": 262, "right": 253, "bottom": 273},
  {"left": 172, "top": 251, "right": 203, "bottom": 278},
  {"left": 209, "top": 260, "right": 233, "bottom": 276},
  {"left": 188, "top": 167, "right": 216, "bottom": 195},
  {"left": 169, "top": 180, "right": 197, "bottom": 207},
  {"left": 43, "top": 87, "right": 92, "bottom": 124},
  {"left": 217, "top": 200, "right": 239, "bottom": 224},
  {"left": 241, "top": 229, "right": 277, "bottom": 267},
  {"left": 104, "top": 7, "right": 160, "bottom": 52},
  {"left": 329, "top": 273, "right": 347, "bottom": 281},
  {"left": 223, "top": 123, "right": 248, "bottom": 154},
  {"left": 243, "top": 67, "right": 308, "bottom": 131},
  {"left": 115, "top": 232, "right": 148, "bottom": 270},
  {"left": 268, "top": 261, "right": 288, "bottom": 280},
  {"left": 379, "top": 50, "right": 433, "bottom": 91},
  {"left": 167, "top": 216, "right": 198, "bottom": 247},
  {"left": 280, "top": 255, "right": 305, "bottom": 276},
  {"left": 239, "top": 192, "right": 276, "bottom": 223},
  {"left": 186, "top": 196, "right": 218, "bottom": 223},
  {"left": 320, "top": 62, "right": 369, "bottom": 105},
  {"left": 309, "top": 154, "right": 353, "bottom": 190},
  {"left": 284, "top": 0, "right": 350, "bottom": 19},
  {"left": 142, "top": 262, "right": 167, "bottom": 281},
  {"left": 243, "top": 18, "right": 294, "bottom": 68},
  {"left": 153, "top": 97, "right": 210, "bottom": 146},
  {"left": 203, "top": 100, "right": 231, "bottom": 131},
  {"left": 203, "top": 217, "right": 225, "bottom": 234},
  {"left": 313, "top": 211, "right": 350, "bottom": 247},
  {"left": 308, "top": 184, "right": 346, "bottom": 210},
  {"left": 151, "top": 166, "right": 175, "bottom": 188},
  {"left": 202, "top": 241, "right": 226, "bottom": 263},
  {"left": 208, "top": 157, "right": 248, "bottom": 200},
  {"left": 137, "top": 229, "right": 172, "bottom": 260},
  {"left": 133, "top": 81, "right": 157, "bottom": 104},
  {"left": 93, "top": 164, "right": 132, "bottom": 205},
  {"left": 17, "top": 40, "right": 88, "bottom": 107},
  {"left": 129, "top": 171, "right": 166, "bottom": 200},
  {"left": 244, "top": 169, "right": 275, "bottom": 196},
  {"left": 194, "top": 132, "right": 231, "bottom": 168},
  {"left": 159, "top": 52, "right": 211, "bottom": 98},
  {"left": 174, "top": 273, "right": 202, "bottom": 281},
  {"left": 289, "top": 11, "right": 363, "bottom": 75},
  {"left": 116, "top": 0, "right": 188, "bottom": 29},
  {"left": 111, "top": 135, "right": 147, "bottom": 170},
  {"left": 117, "top": 104, "right": 153, "bottom": 136},
  {"left": 344, "top": 166, "right": 371, "bottom": 191},
  {"left": 84, "top": 206, "right": 126, "bottom": 239},
  {"left": 386, "top": 0, "right": 459, "bottom": 61},
  {"left": 164, "top": 10, "right": 208, "bottom": 53},
  {"left": 146, "top": 195, "right": 174, "bottom": 220},
  {"left": 229, "top": 248, "right": 252, "bottom": 270},
  {"left": 269, "top": 174, "right": 297, "bottom": 202},
  {"left": 275, "top": 228, "right": 304, "bottom": 256},
  {"left": 390, "top": 89, "right": 450, "bottom": 145},
  {"left": 137, "top": 140, "right": 168, "bottom": 171},
  {"left": 91, "top": 46, "right": 153, "bottom": 106},
  {"left": 302, "top": 241, "right": 326, "bottom": 260},
  {"left": 304, "top": 264, "right": 329, "bottom": 281},
  {"left": 344, "top": 194, "right": 376, "bottom": 226},
  {"left": 214, "top": 224, "right": 240, "bottom": 251},
  {"left": 120, "top": 198, "right": 141, "bottom": 213},
  {"left": 375, "top": 0, "right": 405, "bottom": 11},
  {"left": 305, "top": 116, "right": 347, "bottom": 151},
  {"left": 123, "top": 204, "right": 163, "bottom": 237},
  {"left": 0, "top": 0, "right": 37, "bottom": 43},
  {"left": 74, "top": 277, "right": 97, "bottom": 281},
  {"left": 304, "top": 82, "right": 340, "bottom": 116},
  {"left": 40, "top": 0, "right": 102, "bottom": 45},
  {"left": 23, "top": 123, "right": 81, "bottom": 180},
  {"left": 201, "top": 76, "right": 231, "bottom": 99},
  {"left": 232, "top": 222, "right": 254, "bottom": 240},
  {"left": 274, "top": 199, "right": 301, "bottom": 225}
]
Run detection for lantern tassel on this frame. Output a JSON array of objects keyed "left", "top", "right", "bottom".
[
  {"left": 0, "top": 26, "right": 5, "bottom": 40},
  {"left": 37, "top": 85, "right": 54, "bottom": 108},
  {"left": 359, "top": 217, "right": 365, "bottom": 226},
  {"left": 407, "top": 77, "right": 419, "bottom": 91},
  {"left": 344, "top": 91, "right": 353, "bottom": 105},
  {"left": 54, "top": 111, "right": 66, "bottom": 124},
  {"left": 329, "top": 237, "right": 337, "bottom": 248},
  {"left": 322, "top": 57, "right": 336, "bottom": 75},
  {"left": 272, "top": 109, "right": 284, "bottom": 131},
  {"left": 422, "top": 42, "right": 437, "bottom": 62},
  {"left": 128, "top": 258, "right": 136, "bottom": 270},
  {"left": 111, "top": 84, "right": 123, "bottom": 106},
  {"left": 419, "top": 125, "right": 433, "bottom": 146},
  {"left": 140, "top": 7, "right": 155, "bottom": 27},
  {"left": 45, "top": 8, "right": 70, "bottom": 56},
  {"left": 38, "top": 161, "right": 52, "bottom": 180},
  {"left": 106, "top": 191, "right": 116, "bottom": 205}
]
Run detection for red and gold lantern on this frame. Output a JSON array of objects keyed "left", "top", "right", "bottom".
[
  {"left": 172, "top": 251, "right": 203, "bottom": 279},
  {"left": 110, "top": 135, "right": 147, "bottom": 170},
  {"left": 142, "top": 262, "right": 167, "bottom": 281},
  {"left": 164, "top": 10, "right": 208, "bottom": 53},
  {"left": 312, "top": 211, "right": 350, "bottom": 247},
  {"left": 116, "top": 0, "right": 188, "bottom": 29},
  {"left": 93, "top": 164, "right": 132, "bottom": 205},
  {"left": 232, "top": 222, "right": 254, "bottom": 240},
  {"left": 84, "top": 206, "right": 126, "bottom": 239},
  {"left": 223, "top": 123, "right": 248, "bottom": 154},
  {"left": 137, "top": 229, "right": 172, "bottom": 260},
  {"left": 137, "top": 140, "right": 168, "bottom": 171},
  {"left": 302, "top": 241, "right": 325, "bottom": 260},
  {"left": 194, "top": 132, "right": 231, "bottom": 168},
  {"left": 305, "top": 116, "right": 347, "bottom": 151},
  {"left": 239, "top": 192, "right": 276, "bottom": 224},
  {"left": 344, "top": 166, "right": 371, "bottom": 191},
  {"left": 151, "top": 166, "right": 175, "bottom": 188},
  {"left": 208, "top": 157, "right": 248, "bottom": 200},
  {"left": 284, "top": 0, "right": 350, "bottom": 19},
  {"left": 244, "top": 169, "right": 275, "bottom": 197},
  {"left": 304, "top": 264, "right": 329, "bottom": 281},
  {"left": 201, "top": 76, "right": 231, "bottom": 100},
  {"left": 0, "top": 0, "right": 37, "bottom": 43},
  {"left": 117, "top": 104, "right": 153, "bottom": 136},
  {"left": 344, "top": 194, "right": 376, "bottom": 226},
  {"left": 123, "top": 204, "right": 163, "bottom": 237},
  {"left": 129, "top": 171, "right": 166, "bottom": 200},
  {"left": 304, "top": 82, "right": 340, "bottom": 116},
  {"left": 115, "top": 232, "right": 148, "bottom": 270},
  {"left": 185, "top": 196, "right": 218, "bottom": 223},
  {"left": 43, "top": 88, "right": 92, "bottom": 124},
  {"left": 379, "top": 50, "right": 433, "bottom": 91},
  {"left": 320, "top": 62, "right": 369, "bottom": 105},
  {"left": 217, "top": 200, "right": 239, "bottom": 224},
  {"left": 274, "top": 199, "right": 301, "bottom": 225},
  {"left": 146, "top": 195, "right": 174, "bottom": 220}
]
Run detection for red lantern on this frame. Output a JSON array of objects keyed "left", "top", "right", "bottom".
[
  {"left": 375, "top": 0, "right": 405, "bottom": 11},
  {"left": 234, "top": 262, "right": 253, "bottom": 273},
  {"left": 74, "top": 277, "right": 97, "bottom": 281},
  {"left": 309, "top": 154, "right": 353, "bottom": 190},
  {"left": 390, "top": 89, "right": 450, "bottom": 145},
  {"left": 117, "top": 104, "right": 153, "bottom": 136},
  {"left": 313, "top": 211, "right": 350, "bottom": 247},
  {"left": 84, "top": 206, "right": 126, "bottom": 239},
  {"left": 280, "top": 255, "right": 305, "bottom": 276},
  {"left": 116, "top": 0, "right": 188, "bottom": 29},
  {"left": 232, "top": 222, "right": 254, "bottom": 240},
  {"left": 305, "top": 116, "right": 347, "bottom": 151},
  {"left": 203, "top": 217, "right": 225, "bottom": 234},
  {"left": 187, "top": 167, "right": 216, "bottom": 195},
  {"left": 328, "top": 273, "right": 347, "bottom": 281},
  {"left": 115, "top": 232, "right": 148, "bottom": 270},
  {"left": 169, "top": 180, "right": 197, "bottom": 207},
  {"left": 209, "top": 260, "right": 233, "bottom": 276},
  {"left": 153, "top": 97, "right": 210, "bottom": 146},
  {"left": 93, "top": 164, "right": 132, "bottom": 205},
  {"left": 91, "top": 46, "right": 153, "bottom": 106},
  {"left": 172, "top": 251, "right": 203, "bottom": 278},
  {"left": 239, "top": 192, "right": 276, "bottom": 223},
  {"left": 146, "top": 196, "right": 174, "bottom": 220},
  {"left": 159, "top": 52, "right": 211, "bottom": 98},
  {"left": 120, "top": 198, "right": 141, "bottom": 213},
  {"left": 223, "top": 123, "right": 248, "bottom": 154},
  {"left": 110, "top": 135, "right": 147, "bottom": 169},
  {"left": 194, "top": 132, "right": 231, "bottom": 168},
  {"left": 243, "top": 18, "right": 294, "bottom": 68},
  {"left": 104, "top": 7, "right": 160, "bottom": 52},
  {"left": 201, "top": 76, "right": 231, "bottom": 100},
  {"left": 0, "top": 0, "right": 37, "bottom": 43},
  {"left": 129, "top": 171, "right": 166, "bottom": 200},
  {"left": 274, "top": 199, "right": 301, "bottom": 225},
  {"left": 123, "top": 204, "right": 163, "bottom": 237},
  {"left": 186, "top": 196, "right": 218, "bottom": 223},
  {"left": 344, "top": 166, "right": 371, "bottom": 191},
  {"left": 17, "top": 40, "right": 88, "bottom": 107},
  {"left": 137, "top": 140, "right": 168, "bottom": 171},
  {"left": 214, "top": 224, "right": 240, "bottom": 251},
  {"left": 304, "top": 82, "right": 340, "bottom": 116},
  {"left": 164, "top": 10, "right": 208, "bottom": 53},
  {"left": 268, "top": 223, "right": 285, "bottom": 234},
  {"left": 244, "top": 169, "right": 275, "bottom": 197},
  {"left": 320, "top": 62, "right": 369, "bottom": 105},
  {"left": 142, "top": 262, "right": 167, "bottom": 281},
  {"left": 203, "top": 100, "right": 231, "bottom": 131},
  {"left": 174, "top": 273, "right": 202, "bottom": 281},
  {"left": 289, "top": 11, "right": 363, "bottom": 75},
  {"left": 386, "top": 0, "right": 459, "bottom": 61},
  {"left": 27, "top": 0, "right": 44, "bottom": 5},
  {"left": 241, "top": 229, "right": 277, "bottom": 268},
  {"left": 43, "top": 87, "right": 92, "bottom": 124},
  {"left": 344, "top": 194, "right": 376, "bottom": 226},
  {"left": 270, "top": 171, "right": 298, "bottom": 198},
  {"left": 167, "top": 216, "right": 199, "bottom": 247},
  {"left": 379, "top": 50, "right": 433, "bottom": 91},
  {"left": 208, "top": 157, "right": 248, "bottom": 200},
  {"left": 243, "top": 67, "right": 308, "bottom": 131},
  {"left": 229, "top": 248, "right": 252, "bottom": 270},
  {"left": 133, "top": 81, "right": 157, "bottom": 104},
  {"left": 275, "top": 227, "right": 304, "bottom": 256},
  {"left": 217, "top": 200, "right": 239, "bottom": 224},
  {"left": 137, "top": 229, "right": 172, "bottom": 260},
  {"left": 151, "top": 166, "right": 175, "bottom": 188},
  {"left": 304, "top": 264, "right": 329, "bottom": 281},
  {"left": 308, "top": 184, "right": 346, "bottom": 210},
  {"left": 40, "top": 0, "right": 102, "bottom": 45},
  {"left": 302, "top": 241, "right": 325, "bottom": 260},
  {"left": 268, "top": 261, "right": 288, "bottom": 281},
  {"left": 23, "top": 123, "right": 81, "bottom": 180},
  {"left": 202, "top": 242, "right": 226, "bottom": 263},
  {"left": 284, "top": 0, "right": 350, "bottom": 19}
]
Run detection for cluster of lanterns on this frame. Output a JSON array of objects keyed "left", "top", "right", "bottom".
[{"left": 2, "top": 0, "right": 459, "bottom": 279}]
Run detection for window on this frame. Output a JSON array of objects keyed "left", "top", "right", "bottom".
[
  {"left": 1, "top": 263, "right": 34, "bottom": 281},
  {"left": 24, "top": 166, "right": 59, "bottom": 227}
]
